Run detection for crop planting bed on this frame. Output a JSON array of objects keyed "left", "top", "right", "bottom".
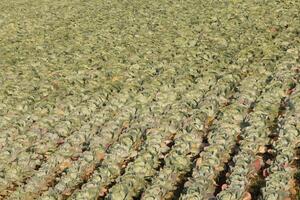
[{"left": 0, "top": 0, "right": 300, "bottom": 200}]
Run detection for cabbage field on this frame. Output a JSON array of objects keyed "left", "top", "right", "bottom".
[{"left": 0, "top": 0, "right": 299, "bottom": 199}]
